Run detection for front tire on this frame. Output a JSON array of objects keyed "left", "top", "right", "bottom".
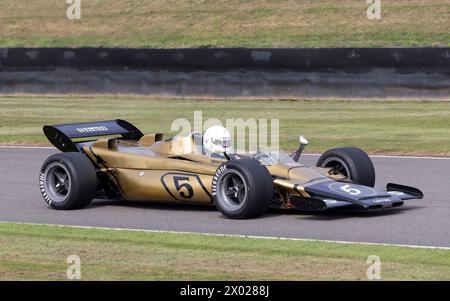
[
  {"left": 316, "top": 147, "right": 376, "bottom": 187},
  {"left": 39, "top": 152, "right": 97, "bottom": 210},
  {"left": 212, "top": 159, "right": 274, "bottom": 219}
]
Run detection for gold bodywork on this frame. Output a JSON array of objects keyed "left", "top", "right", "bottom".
[{"left": 83, "top": 134, "right": 344, "bottom": 206}]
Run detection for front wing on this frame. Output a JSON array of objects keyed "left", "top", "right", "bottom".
[{"left": 293, "top": 181, "right": 423, "bottom": 211}]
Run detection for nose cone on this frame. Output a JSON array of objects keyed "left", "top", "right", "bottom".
[{"left": 288, "top": 166, "right": 326, "bottom": 183}]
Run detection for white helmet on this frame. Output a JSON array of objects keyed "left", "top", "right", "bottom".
[{"left": 203, "top": 126, "right": 232, "bottom": 155}]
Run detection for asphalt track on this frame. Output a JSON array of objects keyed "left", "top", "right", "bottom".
[{"left": 1, "top": 147, "right": 450, "bottom": 247}]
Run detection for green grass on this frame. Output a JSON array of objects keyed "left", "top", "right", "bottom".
[
  {"left": 0, "top": 223, "right": 450, "bottom": 280},
  {"left": 1, "top": 96, "right": 450, "bottom": 155},
  {"left": 0, "top": 222, "right": 449, "bottom": 280},
  {"left": 0, "top": 0, "right": 448, "bottom": 48}
]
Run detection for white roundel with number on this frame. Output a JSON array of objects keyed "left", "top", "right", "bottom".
[{"left": 328, "top": 183, "right": 377, "bottom": 197}]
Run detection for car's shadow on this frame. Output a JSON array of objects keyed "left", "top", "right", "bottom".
[
  {"left": 89, "top": 198, "right": 217, "bottom": 212},
  {"left": 290, "top": 205, "right": 424, "bottom": 221},
  {"left": 88, "top": 198, "right": 424, "bottom": 220},
  {"left": 89, "top": 199, "right": 283, "bottom": 219}
]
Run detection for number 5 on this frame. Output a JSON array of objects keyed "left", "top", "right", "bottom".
[
  {"left": 173, "top": 176, "right": 194, "bottom": 199},
  {"left": 340, "top": 184, "right": 361, "bottom": 195}
]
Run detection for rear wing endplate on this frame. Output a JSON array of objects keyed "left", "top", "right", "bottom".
[{"left": 43, "top": 119, "right": 143, "bottom": 152}]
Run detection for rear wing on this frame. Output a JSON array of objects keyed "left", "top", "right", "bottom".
[{"left": 43, "top": 119, "right": 143, "bottom": 152}]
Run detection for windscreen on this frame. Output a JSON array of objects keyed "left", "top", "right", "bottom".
[{"left": 251, "top": 151, "right": 295, "bottom": 165}]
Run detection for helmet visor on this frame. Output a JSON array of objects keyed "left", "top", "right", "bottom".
[{"left": 213, "top": 138, "right": 231, "bottom": 149}]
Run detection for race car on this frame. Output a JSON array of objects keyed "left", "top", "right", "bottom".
[{"left": 39, "top": 119, "right": 423, "bottom": 219}]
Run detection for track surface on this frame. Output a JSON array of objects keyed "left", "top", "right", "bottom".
[{"left": 1, "top": 147, "right": 450, "bottom": 247}]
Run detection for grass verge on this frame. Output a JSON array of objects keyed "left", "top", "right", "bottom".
[
  {"left": 1, "top": 96, "right": 450, "bottom": 155},
  {"left": 0, "top": 0, "right": 448, "bottom": 48},
  {"left": 0, "top": 222, "right": 449, "bottom": 280}
]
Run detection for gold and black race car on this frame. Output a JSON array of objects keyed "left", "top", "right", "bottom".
[{"left": 39, "top": 120, "right": 423, "bottom": 219}]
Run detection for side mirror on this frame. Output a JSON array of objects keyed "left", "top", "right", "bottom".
[
  {"left": 292, "top": 135, "right": 309, "bottom": 162},
  {"left": 299, "top": 135, "right": 309, "bottom": 145}
]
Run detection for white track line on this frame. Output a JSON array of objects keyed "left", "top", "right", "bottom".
[
  {"left": 1, "top": 145, "right": 450, "bottom": 160},
  {"left": 2, "top": 221, "right": 450, "bottom": 250}
]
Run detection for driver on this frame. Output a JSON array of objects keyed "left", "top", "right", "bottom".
[{"left": 203, "top": 125, "right": 232, "bottom": 157}]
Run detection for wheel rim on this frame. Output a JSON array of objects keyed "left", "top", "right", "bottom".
[
  {"left": 322, "top": 157, "right": 351, "bottom": 179},
  {"left": 218, "top": 170, "right": 248, "bottom": 212},
  {"left": 44, "top": 162, "right": 71, "bottom": 203}
]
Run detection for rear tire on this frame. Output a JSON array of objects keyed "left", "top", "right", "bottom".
[
  {"left": 212, "top": 159, "right": 274, "bottom": 219},
  {"left": 39, "top": 152, "right": 97, "bottom": 210},
  {"left": 316, "top": 147, "right": 375, "bottom": 187}
]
